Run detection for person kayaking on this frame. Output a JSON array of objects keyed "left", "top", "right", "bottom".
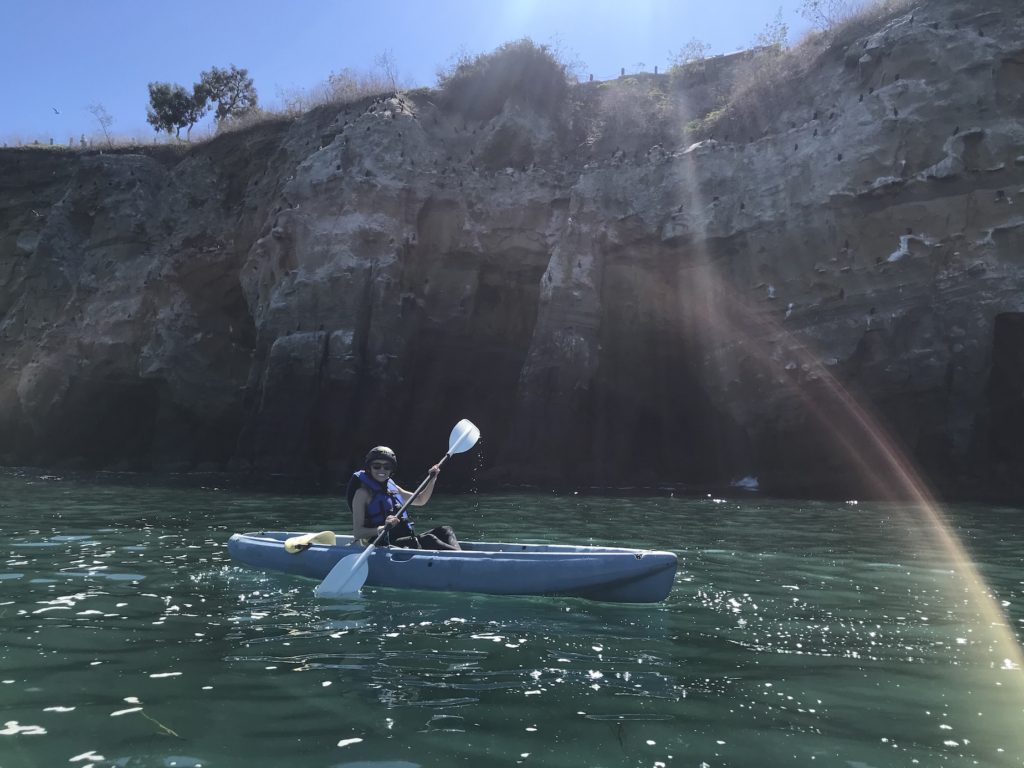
[{"left": 347, "top": 445, "right": 460, "bottom": 551}]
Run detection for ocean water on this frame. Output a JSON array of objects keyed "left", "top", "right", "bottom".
[{"left": 0, "top": 470, "right": 1022, "bottom": 768}]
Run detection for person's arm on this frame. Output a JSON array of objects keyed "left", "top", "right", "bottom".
[
  {"left": 398, "top": 465, "right": 441, "bottom": 507},
  {"left": 351, "top": 487, "right": 395, "bottom": 541}
]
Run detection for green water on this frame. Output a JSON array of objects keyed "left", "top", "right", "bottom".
[{"left": 0, "top": 470, "right": 1022, "bottom": 768}]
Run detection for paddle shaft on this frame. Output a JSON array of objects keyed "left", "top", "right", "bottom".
[{"left": 391, "top": 451, "right": 453, "bottom": 521}]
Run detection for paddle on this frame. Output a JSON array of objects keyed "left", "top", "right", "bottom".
[{"left": 314, "top": 419, "right": 481, "bottom": 598}]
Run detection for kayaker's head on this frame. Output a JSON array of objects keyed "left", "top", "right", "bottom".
[{"left": 365, "top": 446, "right": 397, "bottom": 481}]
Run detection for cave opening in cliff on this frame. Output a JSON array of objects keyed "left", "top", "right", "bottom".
[{"left": 987, "top": 312, "right": 1024, "bottom": 464}]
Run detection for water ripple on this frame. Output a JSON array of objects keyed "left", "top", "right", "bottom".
[{"left": 2, "top": 475, "right": 1022, "bottom": 767}]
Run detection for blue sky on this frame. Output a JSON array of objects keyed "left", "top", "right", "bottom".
[{"left": 1, "top": 0, "right": 814, "bottom": 144}]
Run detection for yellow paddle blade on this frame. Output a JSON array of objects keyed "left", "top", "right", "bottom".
[{"left": 284, "top": 530, "right": 337, "bottom": 554}]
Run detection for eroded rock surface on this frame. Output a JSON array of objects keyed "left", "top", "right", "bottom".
[{"left": 1, "top": 0, "right": 1022, "bottom": 498}]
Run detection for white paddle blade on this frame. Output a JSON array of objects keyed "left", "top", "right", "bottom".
[
  {"left": 314, "top": 555, "right": 369, "bottom": 598},
  {"left": 448, "top": 419, "right": 480, "bottom": 455}
]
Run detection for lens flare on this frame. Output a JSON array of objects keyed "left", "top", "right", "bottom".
[{"left": 657, "top": 86, "right": 1024, "bottom": 724}]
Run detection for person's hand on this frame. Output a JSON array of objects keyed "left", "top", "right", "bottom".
[
  {"left": 384, "top": 515, "right": 400, "bottom": 528},
  {"left": 428, "top": 464, "right": 441, "bottom": 479}
]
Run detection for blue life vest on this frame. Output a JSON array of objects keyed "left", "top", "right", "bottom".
[{"left": 349, "top": 470, "right": 409, "bottom": 528}]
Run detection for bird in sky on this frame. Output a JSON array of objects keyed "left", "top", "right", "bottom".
[{"left": 52, "top": 107, "right": 60, "bottom": 114}]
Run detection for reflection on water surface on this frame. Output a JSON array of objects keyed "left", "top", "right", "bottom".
[{"left": 0, "top": 470, "right": 1021, "bottom": 767}]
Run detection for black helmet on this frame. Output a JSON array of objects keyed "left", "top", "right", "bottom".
[{"left": 365, "top": 446, "right": 397, "bottom": 470}]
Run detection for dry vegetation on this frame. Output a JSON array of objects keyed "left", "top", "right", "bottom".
[
  {"left": 801, "top": 0, "right": 917, "bottom": 44},
  {"left": 3, "top": 57, "right": 405, "bottom": 151},
  {"left": 275, "top": 57, "right": 404, "bottom": 117},
  {"left": 575, "top": 76, "right": 676, "bottom": 155},
  {"left": 693, "top": 0, "right": 917, "bottom": 141},
  {"left": 4, "top": 2, "right": 917, "bottom": 154},
  {"left": 436, "top": 39, "right": 574, "bottom": 121}
]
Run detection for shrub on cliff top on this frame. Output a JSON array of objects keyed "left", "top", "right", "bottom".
[
  {"left": 802, "top": 0, "right": 915, "bottom": 47},
  {"left": 583, "top": 76, "right": 675, "bottom": 155},
  {"left": 690, "top": 0, "right": 915, "bottom": 142},
  {"left": 277, "top": 52, "right": 407, "bottom": 115},
  {"left": 436, "top": 39, "right": 572, "bottom": 121}
]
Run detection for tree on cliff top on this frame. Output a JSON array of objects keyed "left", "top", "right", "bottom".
[
  {"left": 194, "top": 65, "right": 258, "bottom": 123},
  {"left": 437, "top": 39, "right": 572, "bottom": 121},
  {"left": 146, "top": 82, "right": 207, "bottom": 140},
  {"left": 146, "top": 65, "right": 258, "bottom": 140}
]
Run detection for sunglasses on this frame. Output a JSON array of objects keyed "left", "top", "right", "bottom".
[{"left": 370, "top": 462, "right": 393, "bottom": 471}]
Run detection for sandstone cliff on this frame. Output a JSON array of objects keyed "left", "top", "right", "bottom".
[{"left": 1, "top": 0, "right": 1022, "bottom": 499}]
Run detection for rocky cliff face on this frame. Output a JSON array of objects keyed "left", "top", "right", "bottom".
[{"left": 2, "top": 0, "right": 1022, "bottom": 499}]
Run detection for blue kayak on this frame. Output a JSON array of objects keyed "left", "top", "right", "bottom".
[{"left": 228, "top": 531, "right": 678, "bottom": 603}]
